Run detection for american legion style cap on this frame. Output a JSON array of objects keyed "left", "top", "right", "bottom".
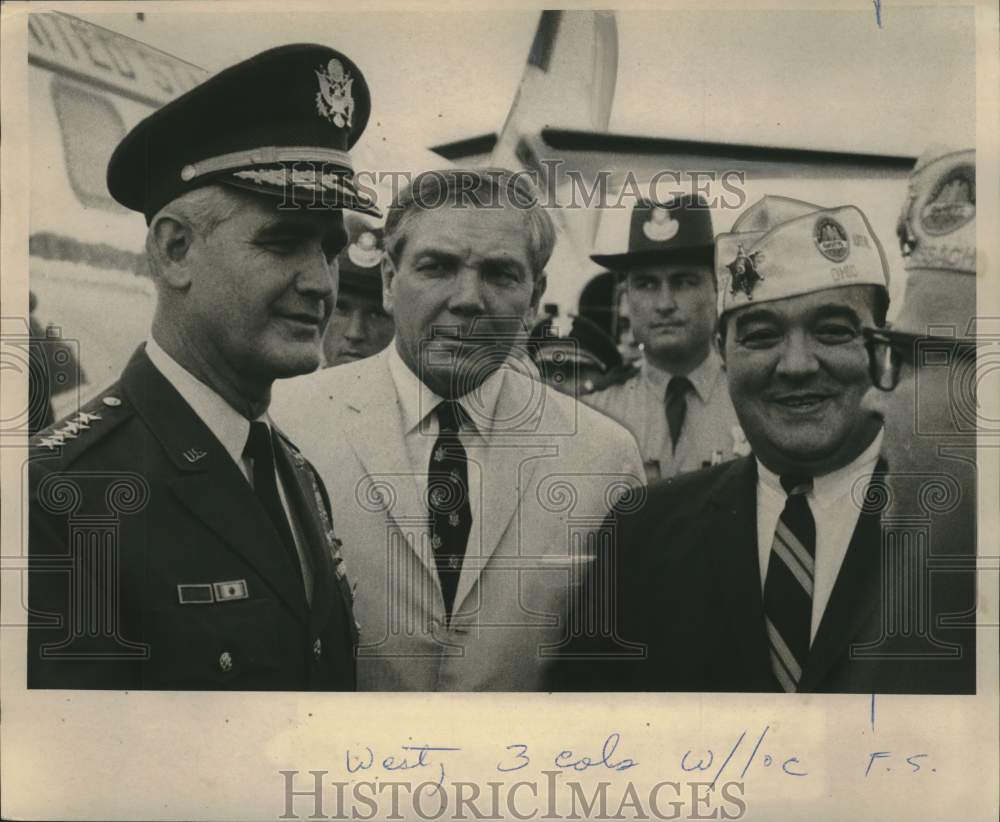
[
  {"left": 715, "top": 195, "right": 890, "bottom": 318},
  {"left": 337, "top": 213, "right": 385, "bottom": 298},
  {"left": 107, "top": 44, "right": 380, "bottom": 223},
  {"left": 591, "top": 194, "right": 714, "bottom": 269},
  {"left": 892, "top": 148, "right": 976, "bottom": 335}
]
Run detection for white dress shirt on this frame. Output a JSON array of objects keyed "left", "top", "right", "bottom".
[
  {"left": 755, "top": 430, "right": 884, "bottom": 643},
  {"left": 385, "top": 343, "right": 505, "bottom": 555},
  {"left": 146, "top": 338, "right": 314, "bottom": 601}
]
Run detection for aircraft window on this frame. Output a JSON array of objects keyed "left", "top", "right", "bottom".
[{"left": 51, "top": 78, "right": 128, "bottom": 213}]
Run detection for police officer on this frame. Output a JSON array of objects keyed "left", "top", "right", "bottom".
[
  {"left": 529, "top": 312, "right": 622, "bottom": 396},
  {"left": 585, "top": 195, "right": 740, "bottom": 481},
  {"left": 28, "top": 45, "right": 376, "bottom": 690},
  {"left": 323, "top": 214, "right": 395, "bottom": 367}
]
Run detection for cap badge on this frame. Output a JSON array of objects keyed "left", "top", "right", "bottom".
[
  {"left": 642, "top": 206, "right": 680, "bottom": 242},
  {"left": 315, "top": 58, "right": 355, "bottom": 128},
  {"left": 347, "top": 231, "right": 383, "bottom": 268},
  {"left": 920, "top": 163, "right": 975, "bottom": 236},
  {"left": 814, "top": 217, "right": 850, "bottom": 263},
  {"left": 727, "top": 243, "right": 764, "bottom": 299}
]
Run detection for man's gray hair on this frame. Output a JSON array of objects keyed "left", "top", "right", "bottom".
[
  {"left": 383, "top": 168, "right": 556, "bottom": 277},
  {"left": 145, "top": 185, "right": 241, "bottom": 278}
]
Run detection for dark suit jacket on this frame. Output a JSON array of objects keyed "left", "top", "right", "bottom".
[
  {"left": 552, "top": 456, "right": 975, "bottom": 694},
  {"left": 27, "top": 346, "right": 358, "bottom": 690}
]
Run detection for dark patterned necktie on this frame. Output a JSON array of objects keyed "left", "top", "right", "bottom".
[
  {"left": 763, "top": 475, "right": 816, "bottom": 692},
  {"left": 665, "top": 376, "right": 693, "bottom": 452},
  {"left": 244, "top": 421, "right": 302, "bottom": 581},
  {"left": 427, "top": 401, "right": 473, "bottom": 618}
]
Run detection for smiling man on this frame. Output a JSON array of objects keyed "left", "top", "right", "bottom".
[
  {"left": 28, "top": 45, "right": 375, "bottom": 690},
  {"left": 585, "top": 196, "right": 740, "bottom": 481},
  {"left": 273, "top": 169, "right": 644, "bottom": 690},
  {"left": 554, "top": 195, "right": 915, "bottom": 694}
]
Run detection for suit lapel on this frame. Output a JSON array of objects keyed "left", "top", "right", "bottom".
[
  {"left": 799, "top": 461, "right": 887, "bottom": 692},
  {"left": 704, "top": 458, "right": 777, "bottom": 691},
  {"left": 120, "top": 346, "right": 308, "bottom": 625},
  {"left": 340, "top": 354, "right": 439, "bottom": 584},
  {"left": 452, "top": 369, "right": 545, "bottom": 613}
]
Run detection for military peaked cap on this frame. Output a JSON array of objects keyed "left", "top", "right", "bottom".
[{"left": 107, "top": 44, "right": 379, "bottom": 222}]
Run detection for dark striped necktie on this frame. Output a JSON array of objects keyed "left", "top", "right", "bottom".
[
  {"left": 427, "top": 401, "right": 473, "bottom": 619},
  {"left": 763, "top": 474, "right": 815, "bottom": 692}
]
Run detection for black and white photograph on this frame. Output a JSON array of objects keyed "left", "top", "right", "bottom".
[{"left": 1, "top": 1, "right": 997, "bottom": 820}]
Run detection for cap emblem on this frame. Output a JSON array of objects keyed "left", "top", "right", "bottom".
[
  {"left": 920, "top": 163, "right": 975, "bottom": 236},
  {"left": 315, "top": 58, "right": 355, "bottom": 128},
  {"left": 642, "top": 206, "right": 680, "bottom": 242},
  {"left": 347, "top": 231, "right": 382, "bottom": 268},
  {"left": 814, "top": 217, "right": 850, "bottom": 263},
  {"left": 726, "top": 243, "right": 764, "bottom": 299}
]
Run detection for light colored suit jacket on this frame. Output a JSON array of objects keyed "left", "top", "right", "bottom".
[{"left": 272, "top": 350, "right": 645, "bottom": 690}]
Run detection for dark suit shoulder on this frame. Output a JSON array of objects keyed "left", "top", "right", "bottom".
[
  {"left": 617, "top": 456, "right": 751, "bottom": 527},
  {"left": 29, "top": 384, "right": 137, "bottom": 476}
]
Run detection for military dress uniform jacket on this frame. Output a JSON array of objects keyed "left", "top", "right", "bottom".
[
  {"left": 550, "top": 456, "right": 975, "bottom": 694},
  {"left": 272, "top": 350, "right": 646, "bottom": 691},
  {"left": 27, "top": 347, "right": 358, "bottom": 690}
]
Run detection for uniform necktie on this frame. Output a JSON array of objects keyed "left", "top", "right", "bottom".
[
  {"left": 763, "top": 475, "right": 816, "bottom": 692},
  {"left": 665, "top": 376, "right": 692, "bottom": 451},
  {"left": 427, "top": 401, "right": 473, "bottom": 619},
  {"left": 244, "top": 421, "right": 302, "bottom": 581}
]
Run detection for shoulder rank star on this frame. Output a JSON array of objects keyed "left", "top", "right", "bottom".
[{"left": 727, "top": 243, "right": 764, "bottom": 299}]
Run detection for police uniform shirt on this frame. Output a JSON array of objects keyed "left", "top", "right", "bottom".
[
  {"left": 385, "top": 343, "right": 505, "bottom": 557},
  {"left": 146, "top": 338, "right": 315, "bottom": 602},
  {"left": 755, "top": 429, "right": 883, "bottom": 643},
  {"left": 584, "top": 350, "right": 741, "bottom": 480}
]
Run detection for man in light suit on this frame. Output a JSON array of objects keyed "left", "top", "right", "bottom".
[
  {"left": 554, "top": 192, "right": 973, "bottom": 694},
  {"left": 28, "top": 45, "right": 375, "bottom": 689},
  {"left": 273, "top": 169, "right": 645, "bottom": 690}
]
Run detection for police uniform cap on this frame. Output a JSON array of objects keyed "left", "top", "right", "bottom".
[
  {"left": 529, "top": 315, "right": 622, "bottom": 373},
  {"left": 107, "top": 44, "right": 379, "bottom": 222},
  {"left": 591, "top": 194, "right": 714, "bottom": 270},
  {"left": 337, "top": 212, "right": 385, "bottom": 299}
]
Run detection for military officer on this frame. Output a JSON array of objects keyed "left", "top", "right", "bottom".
[
  {"left": 585, "top": 195, "right": 741, "bottom": 481},
  {"left": 323, "top": 214, "right": 395, "bottom": 367},
  {"left": 27, "top": 45, "right": 377, "bottom": 690}
]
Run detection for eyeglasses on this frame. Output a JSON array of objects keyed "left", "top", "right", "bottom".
[{"left": 863, "top": 327, "right": 978, "bottom": 391}]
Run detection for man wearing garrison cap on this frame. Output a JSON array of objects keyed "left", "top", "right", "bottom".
[
  {"left": 861, "top": 148, "right": 977, "bottom": 694},
  {"left": 28, "top": 45, "right": 374, "bottom": 690},
  {"left": 554, "top": 194, "right": 950, "bottom": 694}
]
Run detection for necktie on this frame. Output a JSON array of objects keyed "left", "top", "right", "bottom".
[
  {"left": 665, "top": 376, "right": 692, "bottom": 452},
  {"left": 427, "top": 401, "right": 473, "bottom": 619},
  {"left": 763, "top": 475, "right": 816, "bottom": 692},
  {"left": 244, "top": 421, "right": 302, "bottom": 581}
]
